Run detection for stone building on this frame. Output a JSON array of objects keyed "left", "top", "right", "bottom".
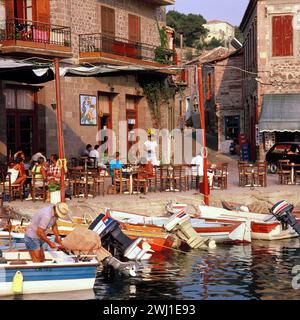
[
  {"left": 241, "top": 0, "right": 300, "bottom": 160},
  {"left": 0, "top": 0, "right": 176, "bottom": 161},
  {"left": 203, "top": 20, "right": 236, "bottom": 47},
  {"left": 179, "top": 47, "right": 244, "bottom": 152}
]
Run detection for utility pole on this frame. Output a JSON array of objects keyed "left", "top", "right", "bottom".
[
  {"left": 197, "top": 65, "right": 209, "bottom": 205},
  {"left": 54, "top": 58, "right": 65, "bottom": 202}
]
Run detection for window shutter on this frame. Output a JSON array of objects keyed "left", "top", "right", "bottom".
[
  {"left": 33, "top": 0, "right": 50, "bottom": 24},
  {"left": 272, "top": 16, "right": 283, "bottom": 56},
  {"left": 128, "top": 14, "right": 141, "bottom": 43},
  {"left": 5, "top": 0, "right": 15, "bottom": 20},
  {"left": 101, "top": 6, "right": 115, "bottom": 37},
  {"left": 282, "top": 15, "right": 293, "bottom": 56},
  {"left": 16, "top": 0, "right": 24, "bottom": 20}
]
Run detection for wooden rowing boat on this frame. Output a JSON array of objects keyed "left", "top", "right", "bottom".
[
  {"left": 198, "top": 205, "right": 300, "bottom": 241},
  {"left": 120, "top": 223, "right": 182, "bottom": 252},
  {"left": 107, "top": 209, "right": 251, "bottom": 243},
  {"left": 0, "top": 250, "right": 98, "bottom": 297}
]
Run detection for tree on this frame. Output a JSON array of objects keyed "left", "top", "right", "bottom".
[
  {"left": 197, "top": 37, "right": 224, "bottom": 51},
  {"left": 234, "top": 26, "right": 244, "bottom": 44},
  {"left": 166, "top": 10, "right": 207, "bottom": 47}
]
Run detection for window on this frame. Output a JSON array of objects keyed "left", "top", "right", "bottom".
[
  {"left": 225, "top": 116, "right": 240, "bottom": 140},
  {"left": 206, "top": 73, "right": 212, "bottom": 101},
  {"left": 272, "top": 15, "right": 293, "bottom": 57}
]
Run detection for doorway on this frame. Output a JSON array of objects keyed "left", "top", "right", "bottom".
[
  {"left": 4, "top": 87, "right": 37, "bottom": 158},
  {"left": 126, "top": 95, "right": 139, "bottom": 154}
]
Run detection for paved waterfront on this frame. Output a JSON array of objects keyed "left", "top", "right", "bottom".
[{"left": 7, "top": 151, "right": 299, "bottom": 219}]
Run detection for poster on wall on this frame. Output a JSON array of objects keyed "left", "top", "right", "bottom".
[
  {"left": 264, "top": 132, "right": 276, "bottom": 151},
  {"left": 79, "top": 94, "right": 97, "bottom": 126}
]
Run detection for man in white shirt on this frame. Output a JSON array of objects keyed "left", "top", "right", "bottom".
[
  {"left": 144, "top": 130, "right": 158, "bottom": 166},
  {"left": 89, "top": 145, "right": 106, "bottom": 169},
  {"left": 32, "top": 148, "right": 47, "bottom": 163},
  {"left": 191, "top": 154, "right": 214, "bottom": 188}
]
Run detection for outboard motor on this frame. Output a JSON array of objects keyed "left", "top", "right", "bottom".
[
  {"left": 164, "top": 211, "right": 216, "bottom": 249},
  {"left": 89, "top": 211, "right": 153, "bottom": 261},
  {"left": 271, "top": 200, "right": 300, "bottom": 236}
]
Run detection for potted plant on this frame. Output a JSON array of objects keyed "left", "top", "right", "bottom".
[{"left": 48, "top": 180, "right": 61, "bottom": 204}]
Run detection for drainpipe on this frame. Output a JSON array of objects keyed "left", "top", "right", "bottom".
[
  {"left": 197, "top": 65, "right": 209, "bottom": 205},
  {"left": 54, "top": 58, "right": 65, "bottom": 203}
]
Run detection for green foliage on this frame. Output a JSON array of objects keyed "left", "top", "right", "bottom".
[
  {"left": 166, "top": 10, "right": 207, "bottom": 47},
  {"left": 48, "top": 180, "right": 61, "bottom": 193},
  {"left": 234, "top": 26, "right": 244, "bottom": 44},
  {"left": 197, "top": 37, "right": 224, "bottom": 50},
  {"left": 154, "top": 21, "right": 175, "bottom": 65},
  {"left": 185, "top": 49, "right": 193, "bottom": 61},
  {"left": 138, "top": 75, "right": 176, "bottom": 128}
]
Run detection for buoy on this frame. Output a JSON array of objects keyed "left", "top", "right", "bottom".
[{"left": 12, "top": 271, "right": 23, "bottom": 294}]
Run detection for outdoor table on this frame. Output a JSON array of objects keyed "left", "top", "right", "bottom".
[
  {"left": 285, "top": 163, "right": 300, "bottom": 185},
  {"left": 122, "top": 168, "right": 139, "bottom": 194}
]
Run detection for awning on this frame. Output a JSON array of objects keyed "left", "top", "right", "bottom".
[
  {"left": 259, "top": 94, "right": 300, "bottom": 132},
  {"left": 0, "top": 58, "right": 173, "bottom": 84}
]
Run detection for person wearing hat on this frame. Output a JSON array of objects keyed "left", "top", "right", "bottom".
[
  {"left": 24, "top": 202, "right": 71, "bottom": 262},
  {"left": 144, "top": 129, "right": 158, "bottom": 166}
]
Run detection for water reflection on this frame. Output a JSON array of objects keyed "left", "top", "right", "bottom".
[{"left": 3, "top": 239, "right": 300, "bottom": 300}]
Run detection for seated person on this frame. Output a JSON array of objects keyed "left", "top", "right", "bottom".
[
  {"left": 89, "top": 145, "right": 106, "bottom": 169},
  {"left": 83, "top": 144, "right": 92, "bottom": 157},
  {"left": 48, "top": 154, "right": 61, "bottom": 183},
  {"left": 109, "top": 152, "right": 124, "bottom": 184},
  {"left": 12, "top": 157, "right": 27, "bottom": 186},
  {"left": 32, "top": 148, "right": 47, "bottom": 163},
  {"left": 14, "top": 146, "right": 24, "bottom": 161},
  {"left": 31, "top": 157, "right": 47, "bottom": 186}
]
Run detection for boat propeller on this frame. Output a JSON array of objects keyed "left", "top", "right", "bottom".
[{"left": 271, "top": 201, "right": 300, "bottom": 236}]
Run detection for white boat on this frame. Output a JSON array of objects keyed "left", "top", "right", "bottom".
[
  {"left": 108, "top": 209, "right": 251, "bottom": 243},
  {"left": 198, "top": 205, "right": 300, "bottom": 241},
  {"left": 0, "top": 250, "right": 99, "bottom": 297}
]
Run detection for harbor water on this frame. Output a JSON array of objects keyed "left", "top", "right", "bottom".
[{"left": 4, "top": 238, "right": 300, "bottom": 300}]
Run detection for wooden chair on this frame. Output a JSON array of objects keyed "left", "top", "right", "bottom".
[
  {"left": 0, "top": 171, "right": 24, "bottom": 201},
  {"left": 31, "top": 172, "right": 47, "bottom": 202},
  {"left": 71, "top": 171, "right": 88, "bottom": 198},
  {"left": 95, "top": 169, "right": 106, "bottom": 196},
  {"left": 160, "top": 165, "right": 171, "bottom": 192},
  {"left": 238, "top": 161, "right": 248, "bottom": 187},
  {"left": 172, "top": 165, "right": 188, "bottom": 192},
  {"left": 133, "top": 170, "right": 148, "bottom": 195},
  {"left": 113, "top": 169, "right": 129, "bottom": 194},
  {"left": 295, "top": 166, "right": 300, "bottom": 184},
  {"left": 212, "top": 163, "right": 228, "bottom": 190},
  {"left": 153, "top": 166, "right": 161, "bottom": 192},
  {"left": 255, "top": 161, "right": 268, "bottom": 187},
  {"left": 278, "top": 160, "right": 291, "bottom": 185}
]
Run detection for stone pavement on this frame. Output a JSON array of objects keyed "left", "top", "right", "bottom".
[{"left": 4, "top": 151, "right": 299, "bottom": 219}]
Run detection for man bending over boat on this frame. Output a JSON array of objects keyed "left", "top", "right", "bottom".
[{"left": 24, "top": 203, "right": 71, "bottom": 262}]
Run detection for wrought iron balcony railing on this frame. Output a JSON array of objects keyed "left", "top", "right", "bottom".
[
  {"left": 79, "top": 33, "right": 175, "bottom": 65},
  {"left": 0, "top": 19, "right": 71, "bottom": 48}
]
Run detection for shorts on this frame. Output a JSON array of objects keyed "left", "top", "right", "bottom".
[{"left": 24, "top": 235, "right": 44, "bottom": 251}]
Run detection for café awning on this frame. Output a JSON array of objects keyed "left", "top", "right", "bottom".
[{"left": 259, "top": 94, "right": 300, "bottom": 132}]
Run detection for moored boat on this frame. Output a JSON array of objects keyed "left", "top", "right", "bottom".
[
  {"left": 107, "top": 209, "right": 251, "bottom": 243},
  {"left": 198, "top": 205, "right": 300, "bottom": 241},
  {"left": 0, "top": 250, "right": 99, "bottom": 297}
]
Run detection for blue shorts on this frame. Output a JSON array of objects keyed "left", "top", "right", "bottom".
[{"left": 24, "top": 235, "right": 44, "bottom": 251}]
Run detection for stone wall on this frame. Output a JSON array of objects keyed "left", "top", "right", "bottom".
[
  {"left": 214, "top": 52, "right": 245, "bottom": 152},
  {"left": 50, "top": 0, "right": 163, "bottom": 58}
]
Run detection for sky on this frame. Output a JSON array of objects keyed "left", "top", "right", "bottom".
[{"left": 167, "top": 0, "right": 250, "bottom": 26}]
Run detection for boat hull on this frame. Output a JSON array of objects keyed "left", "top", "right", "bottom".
[
  {"left": 108, "top": 209, "right": 251, "bottom": 243},
  {"left": 0, "top": 251, "right": 98, "bottom": 297},
  {"left": 199, "top": 205, "right": 300, "bottom": 241}
]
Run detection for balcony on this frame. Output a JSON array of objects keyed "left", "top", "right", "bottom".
[
  {"left": 79, "top": 33, "right": 175, "bottom": 70},
  {"left": 0, "top": 19, "right": 72, "bottom": 58}
]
